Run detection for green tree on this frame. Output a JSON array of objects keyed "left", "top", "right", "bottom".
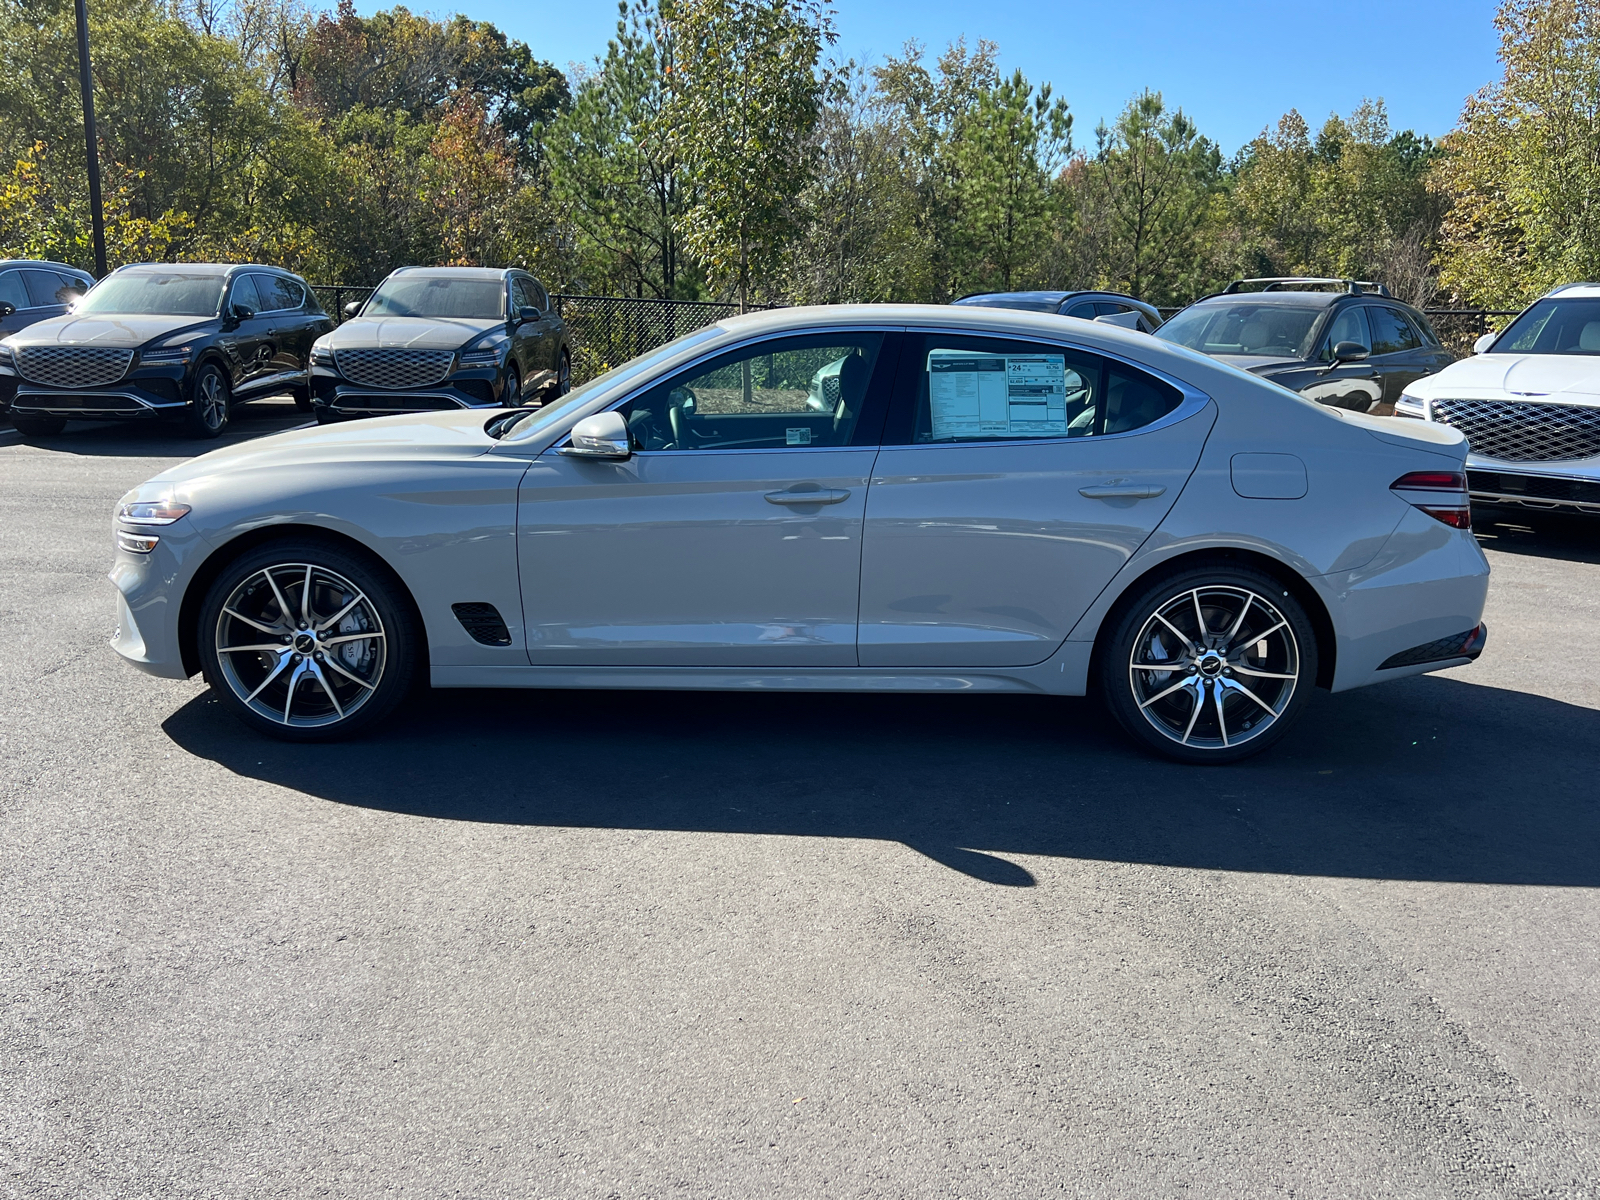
[
  {"left": 1434, "top": 0, "right": 1600, "bottom": 307},
  {"left": 663, "top": 0, "right": 833, "bottom": 309}
]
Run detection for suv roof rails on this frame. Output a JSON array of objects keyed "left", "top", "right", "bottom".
[
  {"left": 1221, "top": 276, "right": 1392, "bottom": 298},
  {"left": 1550, "top": 281, "right": 1600, "bottom": 295}
]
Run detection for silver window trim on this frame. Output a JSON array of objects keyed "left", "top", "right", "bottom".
[{"left": 240, "top": 272, "right": 305, "bottom": 316}]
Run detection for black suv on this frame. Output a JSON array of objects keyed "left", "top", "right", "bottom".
[
  {"left": 1155, "top": 278, "right": 1454, "bottom": 413},
  {"left": 953, "top": 289, "right": 1163, "bottom": 333},
  {"left": 0, "top": 262, "right": 332, "bottom": 438},
  {"left": 310, "top": 266, "right": 570, "bottom": 422},
  {"left": 0, "top": 259, "right": 94, "bottom": 338}
]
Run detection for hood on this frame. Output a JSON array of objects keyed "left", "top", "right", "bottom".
[
  {"left": 145, "top": 409, "right": 499, "bottom": 488},
  {"left": 1409, "top": 353, "right": 1600, "bottom": 402},
  {"left": 323, "top": 316, "right": 503, "bottom": 352},
  {"left": 1212, "top": 353, "right": 1306, "bottom": 375},
  {"left": 4, "top": 313, "right": 214, "bottom": 349}
]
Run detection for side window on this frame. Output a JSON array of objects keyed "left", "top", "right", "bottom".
[
  {"left": 0, "top": 270, "right": 32, "bottom": 309},
  {"left": 228, "top": 274, "right": 262, "bottom": 314},
  {"left": 257, "top": 275, "right": 303, "bottom": 312},
  {"left": 511, "top": 277, "right": 536, "bottom": 312},
  {"left": 1370, "top": 306, "right": 1422, "bottom": 355},
  {"left": 56, "top": 272, "right": 90, "bottom": 303},
  {"left": 1319, "top": 307, "right": 1372, "bottom": 361},
  {"left": 528, "top": 278, "right": 549, "bottom": 310},
  {"left": 1062, "top": 302, "right": 1098, "bottom": 319},
  {"left": 616, "top": 333, "right": 885, "bottom": 452},
  {"left": 904, "top": 335, "right": 1182, "bottom": 444},
  {"left": 22, "top": 269, "right": 73, "bottom": 307}
]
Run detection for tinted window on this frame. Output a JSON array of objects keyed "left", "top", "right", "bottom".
[
  {"left": 21, "top": 269, "right": 76, "bottom": 307},
  {"left": 616, "top": 333, "right": 884, "bottom": 451},
  {"left": 75, "top": 272, "right": 225, "bottom": 316},
  {"left": 1370, "top": 306, "right": 1422, "bottom": 355},
  {"left": 0, "top": 271, "right": 28, "bottom": 310},
  {"left": 528, "top": 278, "right": 549, "bottom": 310},
  {"left": 1157, "top": 302, "right": 1323, "bottom": 357},
  {"left": 1318, "top": 306, "right": 1372, "bottom": 361},
  {"left": 1063, "top": 303, "right": 1098, "bottom": 319},
  {"left": 254, "top": 275, "right": 304, "bottom": 312},
  {"left": 511, "top": 277, "right": 537, "bottom": 311},
  {"left": 902, "top": 334, "right": 1181, "bottom": 444},
  {"left": 229, "top": 275, "right": 263, "bottom": 314},
  {"left": 366, "top": 276, "right": 505, "bottom": 319},
  {"left": 1492, "top": 298, "right": 1600, "bottom": 354}
]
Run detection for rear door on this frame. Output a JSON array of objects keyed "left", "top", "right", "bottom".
[
  {"left": 254, "top": 275, "right": 318, "bottom": 377},
  {"left": 1368, "top": 305, "right": 1434, "bottom": 402},
  {"left": 517, "top": 331, "right": 895, "bottom": 665},
  {"left": 858, "top": 332, "right": 1214, "bottom": 667}
]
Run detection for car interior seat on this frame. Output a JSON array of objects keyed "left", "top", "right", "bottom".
[
  {"left": 1239, "top": 321, "right": 1271, "bottom": 352},
  {"left": 1578, "top": 321, "right": 1600, "bottom": 352},
  {"left": 832, "top": 351, "right": 870, "bottom": 439}
]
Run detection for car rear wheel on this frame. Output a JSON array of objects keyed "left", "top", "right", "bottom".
[
  {"left": 1100, "top": 565, "right": 1318, "bottom": 764},
  {"left": 10, "top": 412, "right": 67, "bottom": 437},
  {"left": 197, "top": 540, "right": 419, "bottom": 742},
  {"left": 185, "top": 363, "right": 230, "bottom": 439}
]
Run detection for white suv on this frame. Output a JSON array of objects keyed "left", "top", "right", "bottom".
[{"left": 1396, "top": 283, "right": 1600, "bottom": 516}]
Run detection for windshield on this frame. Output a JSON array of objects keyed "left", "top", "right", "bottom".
[
  {"left": 1492, "top": 298, "right": 1600, "bottom": 354},
  {"left": 1157, "top": 303, "right": 1322, "bottom": 358},
  {"left": 497, "top": 326, "right": 727, "bottom": 443},
  {"left": 75, "top": 272, "right": 225, "bottom": 317},
  {"left": 364, "top": 277, "right": 505, "bottom": 320}
]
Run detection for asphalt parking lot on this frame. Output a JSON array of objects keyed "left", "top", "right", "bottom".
[{"left": 2, "top": 406, "right": 1598, "bottom": 1198}]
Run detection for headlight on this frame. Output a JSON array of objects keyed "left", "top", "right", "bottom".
[
  {"left": 458, "top": 342, "right": 505, "bottom": 367},
  {"left": 116, "top": 531, "right": 162, "bottom": 554},
  {"left": 118, "top": 500, "right": 191, "bottom": 526},
  {"left": 0, "top": 342, "right": 14, "bottom": 373},
  {"left": 1394, "top": 393, "right": 1427, "bottom": 420},
  {"left": 141, "top": 344, "right": 192, "bottom": 364},
  {"left": 311, "top": 344, "right": 334, "bottom": 365}
]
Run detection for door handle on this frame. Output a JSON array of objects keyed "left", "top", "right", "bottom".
[
  {"left": 1079, "top": 483, "right": 1166, "bottom": 500},
  {"left": 765, "top": 488, "right": 850, "bottom": 506}
]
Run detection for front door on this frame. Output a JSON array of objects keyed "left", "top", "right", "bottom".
[
  {"left": 219, "top": 274, "right": 274, "bottom": 392},
  {"left": 858, "top": 333, "right": 1214, "bottom": 668},
  {"left": 517, "top": 331, "right": 895, "bottom": 665}
]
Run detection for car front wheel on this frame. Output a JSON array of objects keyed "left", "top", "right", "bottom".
[
  {"left": 197, "top": 540, "right": 419, "bottom": 741},
  {"left": 1100, "top": 565, "right": 1318, "bottom": 764},
  {"left": 185, "top": 363, "right": 231, "bottom": 438}
]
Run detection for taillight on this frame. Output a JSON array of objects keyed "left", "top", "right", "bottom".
[{"left": 1391, "top": 471, "right": 1471, "bottom": 528}]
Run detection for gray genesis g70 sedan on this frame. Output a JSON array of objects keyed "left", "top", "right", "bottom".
[{"left": 109, "top": 304, "right": 1489, "bottom": 762}]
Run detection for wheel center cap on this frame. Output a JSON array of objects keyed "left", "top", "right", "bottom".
[
  {"left": 1197, "top": 652, "right": 1225, "bottom": 677},
  {"left": 293, "top": 633, "right": 316, "bottom": 654}
]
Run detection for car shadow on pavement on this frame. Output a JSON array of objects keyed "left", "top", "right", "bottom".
[
  {"left": 162, "top": 672, "right": 1600, "bottom": 888},
  {"left": 3, "top": 396, "right": 308, "bottom": 457},
  {"left": 1474, "top": 505, "right": 1600, "bottom": 564}
]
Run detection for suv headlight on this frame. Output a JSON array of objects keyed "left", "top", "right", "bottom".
[
  {"left": 311, "top": 343, "right": 334, "bottom": 366},
  {"left": 458, "top": 341, "right": 506, "bottom": 367},
  {"left": 1394, "top": 393, "right": 1427, "bottom": 420},
  {"left": 0, "top": 341, "right": 15, "bottom": 373},
  {"left": 141, "top": 344, "right": 192, "bottom": 365}
]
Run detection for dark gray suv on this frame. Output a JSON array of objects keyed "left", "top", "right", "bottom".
[
  {"left": 311, "top": 267, "right": 570, "bottom": 422},
  {"left": 1156, "top": 278, "right": 1454, "bottom": 414}
]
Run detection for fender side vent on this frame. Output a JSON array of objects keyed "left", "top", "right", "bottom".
[{"left": 452, "top": 602, "right": 512, "bottom": 646}]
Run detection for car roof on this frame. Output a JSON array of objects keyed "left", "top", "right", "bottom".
[
  {"left": 389, "top": 266, "right": 511, "bottom": 281},
  {"left": 1187, "top": 291, "right": 1343, "bottom": 310},
  {"left": 0, "top": 259, "right": 93, "bottom": 275},
  {"left": 1547, "top": 282, "right": 1600, "bottom": 299},
  {"left": 114, "top": 262, "right": 294, "bottom": 278}
]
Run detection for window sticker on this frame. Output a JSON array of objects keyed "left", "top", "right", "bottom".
[
  {"left": 927, "top": 351, "right": 1069, "bottom": 439},
  {"left": 785, "top": 427, "right": 813, "bottom": 445}
]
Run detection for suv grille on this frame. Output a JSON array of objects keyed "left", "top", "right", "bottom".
[
  {"left": 16, "top": 345, "right": 134, "bottom": 388},
  {"left": 1432, "top": 398, "right": 1600, "bottom": 462},
  {"left": 335, "top": 348, "right": 454, "bottom": 390}
]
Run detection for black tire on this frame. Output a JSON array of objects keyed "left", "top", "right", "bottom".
[
  {"left": 185, "top": 362, "right": 231, "bottom": 439},
  {"left": 291, "top": 384, "right": 312, "bottom": 413},
  {"left": 1099, "top": 563, "right": 1319, "bottom": 764},
  {"left": 197, "top": 539, "right": 420, "bottom": 742},
  {"left": 554, "top": 348, "right": 571, "bottom": 397},
  {"left": 10, "top": 411, "right": 67, "bottom": 437},
  {"left": 314, "top": 407, "right": 339, "bottom": 425},
  {"left": 504, "top": 365, "right": 522, "bottom": 406}
]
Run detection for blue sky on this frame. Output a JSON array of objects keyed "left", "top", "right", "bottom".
[{"left": 410, "top": 0, "right": 1506, "bottom": 153}]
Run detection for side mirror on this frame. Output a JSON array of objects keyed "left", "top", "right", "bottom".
[
  {"left": 1332, "top": 340, "right": 1370, "bottom": 362},
  {"left": 231, "top": 303, "right": 255, "bottom": 323},
  {"left": 516, "top": 305, "right": 540, "bottom": 325},
  {"left": 343, "top": 300, "right": 363, "bottom": 319},
  {"left": 0, "top": 302, "right": 14, "bottom": 318},
  {"left": 560, "top": 411, "right": 631, "bottom": 459},
  {"left": 1473, "top": 332, "right": 1497, "bottom": 355}
]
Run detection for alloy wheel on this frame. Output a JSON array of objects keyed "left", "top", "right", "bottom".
[
  {"left": 213, "top": 561, "right": 386, "bottom": 728},
  {"left": 1128, "top": 585, "right": 1301, "bottom": 751},
  {"left": 197, "top": 371, "right": 228, "bottom": 431}
]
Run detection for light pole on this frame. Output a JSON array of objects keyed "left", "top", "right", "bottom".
[{"left": 73, "top": 0, "right": 107, "bottom": 278}]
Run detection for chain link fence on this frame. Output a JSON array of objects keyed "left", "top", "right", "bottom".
[
  {"left": 310, "top": 286, "right": 1521, "bottom": 380},
  {"left": 549, "top": 294, "right": 779, "bottom": 384}
]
